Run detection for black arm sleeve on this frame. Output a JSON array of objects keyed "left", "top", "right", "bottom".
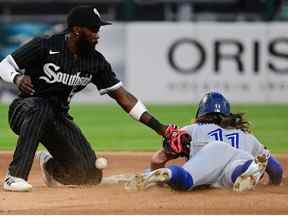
[{"left": 11, "top": 37, "right": 43, "bottom": 71}]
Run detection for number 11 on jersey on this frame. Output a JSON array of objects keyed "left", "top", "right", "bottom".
[{"left": 208, "top": 128, "right": 240, "bottom": 149}]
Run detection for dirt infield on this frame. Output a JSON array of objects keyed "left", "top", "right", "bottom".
[{"left": 0, "top": 152, "right": 287, "bottom": 214}]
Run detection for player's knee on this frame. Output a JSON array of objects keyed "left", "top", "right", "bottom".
[
  {"left": 168, "top": 165, "right": 193, "bottom": 191},
  {"left": 71, "top": 163, "right": 103, "bottom": 185},
  {"left": 61, "top": 165, "right": 87, "bottom": 185},
  {"left": 86, "top": 168, "right": 103, "bottom": 185}
]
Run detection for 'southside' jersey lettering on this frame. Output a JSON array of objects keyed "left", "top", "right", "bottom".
[{"left": 40, "top": 63, "right": 92, "bottom": 86}]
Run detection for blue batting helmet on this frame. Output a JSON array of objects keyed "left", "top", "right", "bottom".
[{"left": 196, "top": 92, "right": 230, "bottom": 117}]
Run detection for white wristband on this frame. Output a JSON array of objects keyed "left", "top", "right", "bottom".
[
  {"left": 129, "top": 100, "right": 147, "bottom": 120},
  {"left": 0, "top": 55, "right": 20, "bottom": 83}
]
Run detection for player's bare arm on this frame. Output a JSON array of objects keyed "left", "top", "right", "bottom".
[
  {"left": 108, "top": 86, "right": 168, "bottom": 136},
  {"left": 150, "top": 149, "right": 178, "bottom": 170}
]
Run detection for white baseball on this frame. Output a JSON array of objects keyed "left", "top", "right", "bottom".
[{"left": 95, "top": 157, "right": 108, "bottom": 169}]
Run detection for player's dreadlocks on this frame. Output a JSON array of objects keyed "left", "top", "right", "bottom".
[{"left": 195, "top": 113, "right": 251, "bottom": 133}]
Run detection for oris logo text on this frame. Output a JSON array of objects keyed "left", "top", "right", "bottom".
[{"left": 167, "top": 38, "right": 288, "bottom": 75}]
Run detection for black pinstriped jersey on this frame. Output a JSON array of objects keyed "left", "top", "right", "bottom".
[{"left": 11, "top": 32, "right": 121, "bottom": 111}]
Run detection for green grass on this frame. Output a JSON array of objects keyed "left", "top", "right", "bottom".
[{"left": 0, "top": 103, "right": 287, "bottom": 153}]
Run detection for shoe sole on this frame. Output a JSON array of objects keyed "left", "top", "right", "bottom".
[
  {"left": 125, "top": 174, "right": 146, "bottom": 192},
  {"left": 233, "top": 155, "right": 267, "bottom": 192},
  {"left": 125, "top": 170, "right": 169, "bottom": 192},
  {"left": 233, "top": 175, "right": 256, "bottom": 192}
]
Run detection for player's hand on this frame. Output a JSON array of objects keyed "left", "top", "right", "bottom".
[{"left": 14, "top": 75, "right": 35, "bottom": 95}]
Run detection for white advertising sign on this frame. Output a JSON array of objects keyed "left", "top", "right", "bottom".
[
  {"left": 126, "top": 23, "right": 288, "bottom": 103},
  {"left": 266, "top": 23, "right": 288, "bottom": 102}
]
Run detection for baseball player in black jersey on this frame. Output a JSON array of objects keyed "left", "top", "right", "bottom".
[{"left": 0, "top": 5, "right": 174, "bottom": 192}]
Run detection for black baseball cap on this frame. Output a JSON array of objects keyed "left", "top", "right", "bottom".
[{"left": 67, "top": 5, "right": 112, "bottom": 28}]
